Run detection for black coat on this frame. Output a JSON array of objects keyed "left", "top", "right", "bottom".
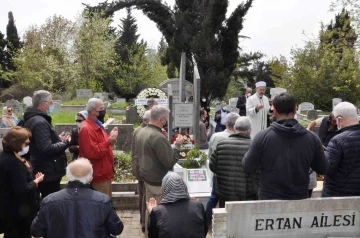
[
  {"left": 323, "top": 124, "right": 360, "bottom": 196},
  {"left": 236, "top": 95, "right": 247, "bottom": 116},
  {"left": 148, "top": 199, "right": 207, "bottom": 238},
  {"left": 210, "top": 133, "right": 259, "bottom": 201},
  {"left": 0, "top": 151, "right": 38, "bottom": 226},
  {"left": 214, "top": 109, "right": 230, "bottom": 132},
  {"left": 243, "top": 119, "right": 329, "bottom": 200},
  {"left": 69, "top": 128, "right": 79, "bottom": 160},
  {"left": 31, "top": 181, "right": 124, "bottom": 238},
  {"left": 23, "top": 107, "right": 69, "bottom": 182}
]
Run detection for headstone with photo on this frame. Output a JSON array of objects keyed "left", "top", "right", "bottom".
[
  {"left": 332, "top": 98, "right": 342, "bottom": 110},
  {"left": 228, "top": 98, "right": 239, "bottom": 113},
  {"left": 299, "top": 102, "right": 315, "bottom": 112},
  {"left": 270, "top": 87, "right": 287, "bottom": 99},
  {"left": 1, "top": 94, "right": 14, "bottom": 103},
  {"left": 76, "top": 89, "right": 93, "bottom": 99},
  {"left": 53, "top": 102, "right": 61, "bottom": 113},
  {"left": 23, "top": 96, "right": 32, "bottom": 107},
  {"left": 4, "top": 99, "right": 22, "bottom": 114}
]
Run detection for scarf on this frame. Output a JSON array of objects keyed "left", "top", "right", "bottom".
[
  {"left": 160, "top": 171, "right": 189, "bottom": 204},
  {"left": 13, "top": 151, "right": 32, "bottom": 172},
  {"left": 2, "top": 107, "right": 16, "bottom": 127}
]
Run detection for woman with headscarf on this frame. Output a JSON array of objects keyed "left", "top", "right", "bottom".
[
  {"left": 68, "top": 110, "right": 88, "bottom": 161},
  {"left": 147, "top": 171, "right": 208, "bottom": 238},
  {"left": 1, "top": 106, "right": 19, "bottom": 128},
  {"left": 0, "top": 126, "right": 44, "bottom": 237}
]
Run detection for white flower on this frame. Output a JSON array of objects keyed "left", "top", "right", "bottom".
[{"left": 180, "top": 152, "right": 186, "bottom": 157}]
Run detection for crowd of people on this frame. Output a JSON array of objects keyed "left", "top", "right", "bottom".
[{"left": 1, "top": 84, "right": 360, "bottom": 237}]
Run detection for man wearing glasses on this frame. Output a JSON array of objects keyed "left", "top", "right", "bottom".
[{"left": 23, "top": 90, "right": 71, "bottom": 198}]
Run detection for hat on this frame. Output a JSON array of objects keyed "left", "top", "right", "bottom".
[
  {"left": 255, "top": 81, "right": 266, "bottom": 88},
  {"left": 76, "top": 110, "right": 88, "bottom": 120}
]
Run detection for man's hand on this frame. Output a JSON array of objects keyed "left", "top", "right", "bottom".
[
  {"left": 59, "top": 132, "right": 66, "bottom": 141},
  {"left": 146, "top": 197, "right": 157, "bottom": 213},
  {"left": 108, "top": 127, "right": 118, "bottom": 145},
  {"left": 65, "top": 134, "right": 71, "bottom": 143},
  {"left": 216, "top": 113, "right": 221, "bottom": 119},
  {"left": 256, "top": 105, "right": 264, "bottom": 110},
  {"left": 161, "top": 128, "right": 167, "bottom": 137}
]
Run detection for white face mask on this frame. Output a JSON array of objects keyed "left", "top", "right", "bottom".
[
  {"left": 76, "top": 122, "right": 83, "bottom": 128},
  {"left": 18, "top": 145, "right": 29, "bottom": 156},
  {"left": 247, "top": 93, "right": 251, "bottom": 97},
  {"left": 222, "top": 106, "right": 227, "bottom": 111},
  {"left": 202, "top": 98, "right": 206, "bottom": 102}
]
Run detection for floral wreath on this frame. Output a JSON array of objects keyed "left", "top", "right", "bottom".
[
  {"left": 171, "top": 133, "right": 194, "bottom": 158},
  {"left": 136, "top": 88, "right": 167, "bottom": 117}
]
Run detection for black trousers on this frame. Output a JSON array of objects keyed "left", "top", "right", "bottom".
[
  {"left": 38, "top": 179, "right": 61, "bottom": 199},
  {"left": 4, "top": 217, "right": 32, "bottom": 238}
]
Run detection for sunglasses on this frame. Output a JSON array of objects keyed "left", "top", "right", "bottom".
[{"left": 75, "top": 120, "right": 84, "bottom": 123}]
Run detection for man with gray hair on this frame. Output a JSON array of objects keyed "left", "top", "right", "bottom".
[
  {"left": 131, "top": 110, "right": 151, "bottom": 232},
  {"left": 147, "top": 98, "right": 158, "bottom": 109},
  {"left": 136, "top": 105, "right": 184, "bottom": 235},
  {"left": 205, "top": 112, "right": 240, "bottom": 226},
  {"left": 79, "top": 98, "right": 118, "bottom": 197},
  {"left": 31, "top": 158, "right": 124, "bottom": 238},
  {"left": 24, "top": 90, "right": 70, "bottom": 198},
  {"left": 323, "top": 102, "right": 360, "bottom": 197},
  {"left": 210, "top": 116, "right": 258, "bottom": 208}
]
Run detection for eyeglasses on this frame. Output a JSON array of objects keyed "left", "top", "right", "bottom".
[{"left": 75, "top": 120, "right": 83, "bottom": 123}]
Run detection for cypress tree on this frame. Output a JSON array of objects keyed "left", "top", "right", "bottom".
[{"left": 6, "top": 11, "right": 21, "bottom": 71}]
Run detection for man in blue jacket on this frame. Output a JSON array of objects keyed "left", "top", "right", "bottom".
[
  {"left": 323, "top": 102, "right": 360, "bottom": 197},
  {"left": 242, "top": 93, "right": 329, "bottom": 200}
]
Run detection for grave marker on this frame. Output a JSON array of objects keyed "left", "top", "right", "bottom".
[
  {"left": 93, "top": 92, "right": 103, "bottom": 100},
  {"left": 173, "top": 103, "right": 193, "bottom": 127},
  {"left": 1, "top": 94, "right": 14, "bottom": 103},
  {"left": 53, "top": 102, "right": 61, "bottom": 113},
  {"left": 307, "top": 109, "right": 318, "bottom": 120},
  {"left": 186, "top": 169, "right": 211, "bottom": 193},
  {"left": 116, "top": 98, "right": 126, "bottom": 103},
  {"left": 299, "top": 102, "right": 315, "bottom": 111},
  {"left": 332, "top": 98, "right": 342, "bottom": 110},
  {"left": 23, "top": 96, "right": 32, "bottom": 107},
  {"left": 270, "top": 87, "right": 287, "bottom": 99},
  {"left": 76, "top": 89, "right": 93, "bottom": 99},
  {"left": 228, "top": 98, "right": 239, "bottom": 113},
  {"left": 4, "top": 99, "right": 22, "bottom": 114},
  {"left": 159, "top": 78, "right": 193, "bottom": 103}
]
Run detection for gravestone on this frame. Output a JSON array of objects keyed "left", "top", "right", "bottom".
[
  {"left": 76, "top": 89, "right": 93, "bottom": 99},
  {"left": 159, "top": 78, "right": 193, "bottom": 103},
  {"left": 332, "top": 98, "right": 342, "bottom": 110},
  {"left": 107, "top": 124, "right": 133, "bottom": 152},
  {"left": 102, "top": 92, "right": 109, "bottom": 101},
  {"left": 212, "top": 197, "right": 360, "bottom": 238},
  {"left": 116, "top": 98, "right": 126, "bottom": 103},
  {"left": 23, "top": 96, "right": 32, "bottom": 107},
  {"left": 0, "top": 128, "right": 11, "bottom": 151},
  {"left": 126, "top": 106, "right": 140, "bottom": 124},
  {"left": 307, "top": 109, "right": 318, "bottom": 120},
  {"left": 186, "top": 169, "right": 211, "bottom": 193},
  {"left": 228, "top": 98, "right": 239, "bottom": 113},
  {"left": 173, "top": 103, "right": 193, "bottom": 127},
  {"left": 53, "top": 102, "right": 61, "bottom": 113},
  {"left": 1, "top": 94, "right": 14, "bottom": 103},
  {"left": 299, "top": 102, "right": 314, "bottom": 112},
  {"left": 53, "top": 100, "right": 62, "bottom": 105},
  {"left": 4, "top": 99, "right": 22, "bottom": 114},
  {"left": 270, "top": 87, "right": 287, "bottom": 99},
  {"left": 93, "top": 92, "right": 103, "bottom": 100}
]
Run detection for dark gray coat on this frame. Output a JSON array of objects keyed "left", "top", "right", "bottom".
[{"left": 210, "top": 133, "right": 259, "bottom": 201}]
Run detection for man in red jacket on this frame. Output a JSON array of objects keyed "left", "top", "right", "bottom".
[{"left": 79, "top": 98, "right": 118, "bottom": 197}]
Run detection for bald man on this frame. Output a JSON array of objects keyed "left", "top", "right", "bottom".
[{"left": 31, "top": 158, "right": 124, "bottom": 238}]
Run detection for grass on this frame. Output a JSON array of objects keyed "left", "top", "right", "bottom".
[
  {"left": 62, "top": 99, "right": 89, "bottom": 105},
  {"left": 108, "top": 102, "right": 128, "bottom": 109},
  {"left": 51, "top": 111, "right": 77, "bottom": 124}
]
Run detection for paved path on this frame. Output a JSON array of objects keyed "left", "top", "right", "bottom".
[{"left": 0, "top": 210, "right": 211, "bottom": 238}]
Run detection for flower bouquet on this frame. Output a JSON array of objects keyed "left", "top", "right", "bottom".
[{"left": 171, "top": 133, "right": 194, "bottom": 159}]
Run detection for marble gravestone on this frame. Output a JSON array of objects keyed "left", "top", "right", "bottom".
[
  {"left": 23, "top": 96, "right": 32, "bottom": 107},
  {"left": 159, "top": 78, "right": 193, "bottom": 103},
  {"left": 332, "top": 98, "right": 342, "bottom": 110},
  {"left": 213, "top": 197, "right": 360, "bottom": 238},
  {"left": 4, "top": 99, "right": 22, "bottom": 114},
  {"left": 1, "top": 94, "right": 14, "bottom": 103},
  {"left": 270, "top": 87, "right": 287, "bottom": 99},
  {"left": 76, "top": 89, "right": 93, "bottom": 100},
  {"left": 299, "top": 102, "right": 314, "bottom": 112},
  {"left": 228, "top": 98, "right": 239, "bottom": 113},
  {"left": 53, "top": 102, "right": 61, "bottom": 113}
]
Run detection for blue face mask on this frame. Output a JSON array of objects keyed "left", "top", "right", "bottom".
[{"left": 46, "top": 105, "right": 54, "bottom": 114}]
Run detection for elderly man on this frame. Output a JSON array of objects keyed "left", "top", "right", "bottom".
[
  {"left": 214, "top": 101, "right": 230, "bottom": 132},
  {"left": 136, "top": 105, "right": 183, "bottom": 235},
  {"left": 131, "top": 110, "right": 150, "bottom": 232},
  {"left": 210, "top": 116, "right": 258, "bottom": 207},
  {"left": 237, "top": 88, "right": 252, "bottom": 116},
  {"left": 31, "top": 158, "right": 124, "bottom": 238},
  {"left": 307, "top": 113, "right": 338, "bottom": 147},
  {"left": 246, "top": 81, "right": 271, "bottom": 138},
  {"left": 323, "top": 102, "right": 360, "bottom": 197},
  {"left": 24, "top": 90, "right": 70, "bottom": 198},
  {"left": 205, "top": 112, "right": 239, "bottom": 226},
  {"left": 78, "top": 98, "right": 118, "bottom": 197},
  {"left": 243, "top": 93, "right": 329, "bottom": 200}
]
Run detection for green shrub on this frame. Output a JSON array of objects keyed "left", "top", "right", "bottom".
[
  {"left": 113, "top": 151, "right": 135, "bottom": 182},
  {"left": 181, "top": 146, "right": 207, "bottom": 169}
]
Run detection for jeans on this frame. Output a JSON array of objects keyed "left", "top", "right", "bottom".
[{"left": 205, "top": 175, "right": 219, "bottom": 225}]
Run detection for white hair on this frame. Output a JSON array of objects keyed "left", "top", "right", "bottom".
[
  {"left": 33, "top": 90, "right": 51, "bottom": 108},
  {"left": 226, "top": 113, "right": 240, "bottom": 128},
  {"left": 66, "top": 158, "right": 93, "bottom": 184},
  {"left": 150, "top": 105, "right": 170, "bottom": 121},
  {"left": 85, "top": 98, "right": 102, "bottom": 112},
  {"left": 234, "top": 116, "right": 251, "bottom": 132},
  {"left": 333, "top": 102, "right": 358, "bottom": 120},
  {"left": 143, "top": 110, "right": 151, "bottom": 122}
]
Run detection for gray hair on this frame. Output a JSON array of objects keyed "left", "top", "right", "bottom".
[
  {"left": 234, "top": 116, "right": 251, "bottom": 132},
  {"left": 147, "top": 98, "right": 158, "bottom": 107},
  {"left": 85, "top": 98, "right": 101, "bottom": 112},
  {"left": 143, "top": 110, "right": 151, "bottom": 122},
  {"left": 226, "top": 112, "right": 240, "bottom": 128},
  {"left": 333, "top": 102, "right": 358, "bottom": 120},
  {"left": 150, "top": 105, "right": 170, "bottom": 121},
  {"left": 66, "top": 158, "right": 93, "bottom": 184},
  {"left": 32, "top": 90, "right": 51, "bottom": 108}
]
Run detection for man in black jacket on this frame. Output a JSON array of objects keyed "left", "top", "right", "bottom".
[
  {"left": 31, "top": 158, "right": 124, "bottom": 238},
  {"left": 236, "top": 88, "right": 252, "bottom": 116},
  {"left": 306, "top": 113, "right": 338, "bottom": 147},
  {"left": 323, "top": 102, "right": 360, "bottom": 197},
  {"left": 242, "top": 93, "right": 329, "bottom": 200},
  {"left": 24, "top": 90, "right": 70, "bottom": 198}
]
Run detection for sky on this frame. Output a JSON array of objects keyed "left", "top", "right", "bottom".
[{"left": 1, "top": 0, "right": 336, "bottom": 60}]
